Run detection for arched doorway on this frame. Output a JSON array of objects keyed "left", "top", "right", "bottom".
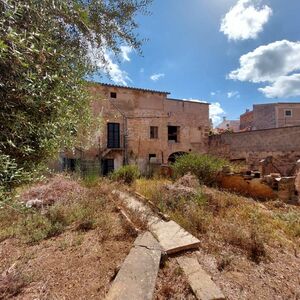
[{"left": 168, "top": 152, "right": 187, "bottom": 164}]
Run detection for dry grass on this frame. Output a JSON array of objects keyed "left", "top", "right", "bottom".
[
  {"left": 134, "top": 178, "right": 300, "bottom": 263},
  {"left": 0, "top": 267, "right": 29, "bottom": 299},
  {"left": 0, "top": 176, "right": 118, "bottom": 245},
  {"left": 0, "top": 175, "right": 135, "bottom": 299}
]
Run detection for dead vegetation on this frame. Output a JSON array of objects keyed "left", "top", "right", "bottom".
[
  {"left": 0, "top": 175, "right": 135, "bottom": 299},
  {"left": 134, "top": 174, "right": 300, "bottom": 299}
]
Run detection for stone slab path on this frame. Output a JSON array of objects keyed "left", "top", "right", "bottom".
[
  {"left": 112, "top": 190, "right": 200, "bottom": 254},
  {"left": 177, "top": 255, "right": 225, "bottom": 300},
  {"left": 106, "top": 232, "right": 161, "bottom": 300},
  {"left": 110, "top": 190, "right": 225, "bottom": 300}
]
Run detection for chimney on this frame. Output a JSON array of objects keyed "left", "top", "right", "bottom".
[
  {"left": 246, "top": 109, "right": 250, "bottom": 113},
  {"left": 223, "top": 116, "right": 226, "bottom": 121}
]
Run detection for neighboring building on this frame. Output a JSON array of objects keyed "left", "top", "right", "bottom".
[
  {"left": 216, "top": 117, "right": 240, "bottom": 133},
  {"left": 240, "top": 109, "right": 254, "bottom": 131},
  {"left": 62, "top": 83, "right": 210, "bottom": 174},
  {"left": 240, "top": 102, "right": 300, "bottom": 130}
]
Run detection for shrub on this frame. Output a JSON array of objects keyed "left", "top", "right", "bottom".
[
  {"left": 171, "top": 153, "right": 228, "bottom": 186},
  {"left": 110, "top": 165, "right": 140, "bottom": 184}
]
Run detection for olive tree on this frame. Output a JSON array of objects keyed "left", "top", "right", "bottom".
[{"left": 0, "top": 0, "right": 151, "bottom": 192}]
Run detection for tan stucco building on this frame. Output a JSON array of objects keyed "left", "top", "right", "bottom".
[{"left": 62, "top": 83, "right": 210, "bottom": 174}]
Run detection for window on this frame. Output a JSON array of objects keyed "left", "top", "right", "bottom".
[
  {"left": 150, "top": 126, "right": 158, "bottom": 139},
  {"left": 110, "top": 92, "right": 117, "bottom": 98},
  {"left": 107, "top": 123, "right": 120, "bottom": 148},
  {"left": 168, "top": 126, "right": 180, "bottom": 143},
  {"left": 285, "top": 109, "right": 292, "bottom": 117},
  {"left": 149, "top": 154, "right": 156, "bottom": 161}
]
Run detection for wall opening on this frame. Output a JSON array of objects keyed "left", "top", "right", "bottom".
[
  {"left": 168, "top": 151, "right": 186, "bottom": 163},
  {"left": 102, "top": 159, "right": 114, "bottom": 176},
  {"left": 168, "top": 126, "right": 180, "bottom": 143}
]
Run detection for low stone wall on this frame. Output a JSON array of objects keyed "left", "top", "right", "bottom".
[{"left": 209, "top": 126, "right": 300, "bottom": 174}]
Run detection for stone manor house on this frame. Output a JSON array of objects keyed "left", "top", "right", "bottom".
[{"left": 61, "top": 83, "right": 210, "bottom": 175}]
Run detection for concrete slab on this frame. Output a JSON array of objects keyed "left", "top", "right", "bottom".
[
  {"left": 106, "top": 232, "right": 161, "bottom": 300},
  {"left": 177, "top": 256, "right": 225, "bottom": 300},
  {"left": 113, "top": 190, "right": 201, "bottom": 254},
  {"left": 150, "top": 220, "right": 200, "bottom": 254}
]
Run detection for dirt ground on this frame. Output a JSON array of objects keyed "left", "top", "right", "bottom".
[
  {"left": 0, "top": 215, "right": 133, "bottom": 300},
  {"left": 197, "top": 240, "right": 300, "bottom": 300},
  {"left": 154, "top": 257, "right": 196, "bottom": 300},
  {"left": 0, "top": 175, "right": 135, "bottom": 300}
]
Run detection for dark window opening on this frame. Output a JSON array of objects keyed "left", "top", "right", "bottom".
[
  {"left": 102, "top": 159, "right": 114, "bottom": 176},
  {"left": 62, "top": 158, "right": 77, "bottom": 172},
  {"left": 107, "top": 123, "right": 120, "bottom": 148},
  {"left": 110, "top": 92, "right": 117, "bottom": 98},
  {"left": 150, "top": 126, "right": 158, "bottom": 139},
  {"left": 149, "top": 154, "right": 156, "bottom": 161},
  {"left": 168, "top": 126, "right": 180, "bottom": 143},
  {"left": 285, "top": 109, "right": 292, "bottom": 117}
]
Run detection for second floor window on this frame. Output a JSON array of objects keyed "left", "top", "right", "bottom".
[
  {"left": 168, "top": 126, "right": 180, "bottom": 143},
  {"left": 150, "top": 126, "right": 158, "bottom": 139},
  {"left": 110, "top": 92, "right": 117, "bottom": 98}
]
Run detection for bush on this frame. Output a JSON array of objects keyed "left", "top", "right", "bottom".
[
  {"left": 171, "top": 154, "right": 228, "bottom": 186},
  {"left": 110, "top": 165, "right": 140, "bottom": 184}
]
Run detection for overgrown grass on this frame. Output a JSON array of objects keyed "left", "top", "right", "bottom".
[
  {"left": 110, "top": 165, "right": 140, "bottom": 184},
  {"left": 171, "top": 153, "right": 228, "bottom": 186},
  {"left": 134, "top": 178, "right": 300, "bottom": 263}
]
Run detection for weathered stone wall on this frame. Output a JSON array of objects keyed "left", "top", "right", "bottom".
[
  {"left": 73, "top": 83, "right": 210, "bottom": 173},
  {"left": 253, "top": 104, "right": 276, "bottom": 130},
  {"left": 240, "top": 110, "right": 254, "bottom": 130},
  {"left": 209, "top": 126, "right": 300, "bottom": 173},
  {"left": 250, "top": 103, "right": 300, "bottom": 130},
  {"left": 276, "top": 103, "right": 300, "bottom": 128}
]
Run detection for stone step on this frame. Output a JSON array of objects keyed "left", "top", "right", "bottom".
[
  {"left": 177, "top": 256, "right": 225, "bottom": 300},
  {"left": 150, "top": 220, "right": 200, "bottom": 254},
  {"left": 106, "top": 232, "right": 161, "bottom": 300}
]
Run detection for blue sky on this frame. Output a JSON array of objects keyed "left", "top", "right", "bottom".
[{"left": 94, "top": 0, "right": 300, "bottom": 126}]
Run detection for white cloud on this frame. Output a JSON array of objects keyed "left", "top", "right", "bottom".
[
  {"left": 220, "top": 0, "right": 272, "bottom": 41},
  {"left": 259, "top": 74, "right": 300, "bottom": 98},
  {"left": 210, "top": 92, "right": 216, "bottom": 96},
  {"left": 210, "top": 102, "right": 226, "bottom": 126},
  {"left": 89, "top": 44, "right": 132, "bottom": 86},
  {"left": 120, "top": 45, "right": 133, "bottom": 62},
  {"left": 102, "top": 51, "right": 131, "bottom": 85},
  {"left": 229, "top": 40, "right": 300, "bottom": 98},
  {"left": 229, "top": 40, "right": 300, "bottom": 82},
  {"left": 227, "top": 91, "right": 240, "bottom": 98},
  {"left": 150, "top": 73, "right": 165, "bottom": 81}
]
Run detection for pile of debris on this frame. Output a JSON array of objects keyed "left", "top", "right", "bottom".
[
  {"left": 218, "top": 158, "right": 300, "bottom": 205},
  {"left": 20, "top": 175, "right": 86, "bottom": 208}
]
